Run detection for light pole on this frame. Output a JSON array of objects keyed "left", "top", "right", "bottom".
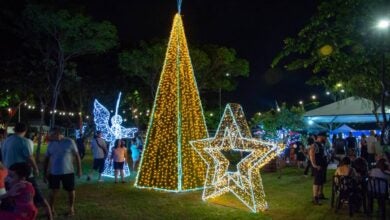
[
  {"left": 17, "top": 101, "right": 27, "bottom": 123},
  {"left": 376, "top": 18, "right": 389, "bottom": 144},
  {"left": 219, "top": 73, "right": 230, "bottom": 118}
]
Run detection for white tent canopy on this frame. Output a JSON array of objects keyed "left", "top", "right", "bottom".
[
  {"left": 331, "top": 124, "right": 356, "bottom": 133},
  {"left": 304, "top": 96, "right": 390, "bottom": 124}
]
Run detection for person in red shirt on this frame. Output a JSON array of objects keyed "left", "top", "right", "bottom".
[
  {"left": 0, "top": 162, "right": 7, "bottom": 196},
  {"left": 0, "top": 162, "right": 38, "bottom": 220}
]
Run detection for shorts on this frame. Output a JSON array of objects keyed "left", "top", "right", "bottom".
[
  {"left": 313, "top": 167, "right": 325, "bottom": 185},
  {"left": 93, "top": 158, "right": 105, "bottom": 173},
  {"left": 114, "top": 162, "right": 124, "bottom": 170},
  {"left": 48, "top": 173, "right": 75, "bottom": 191},
  {"left": 27, "top": 177, "right": 45, "bottom": 204}
]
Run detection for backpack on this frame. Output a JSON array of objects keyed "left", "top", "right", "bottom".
[{"left": 334, "top": 138, "right": 345, "bottom": 154}]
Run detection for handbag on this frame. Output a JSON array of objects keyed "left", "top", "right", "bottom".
[{"left": 95, "top": 138, "right": 107, "bottom": 158}]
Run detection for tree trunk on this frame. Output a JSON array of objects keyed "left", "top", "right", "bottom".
[
  {"left": 380, "top": 52, "right": 388, "bottom": 144},
  {"left": 50, "top": 88, "right": 59, "bottom": 128},
  {"left": 35, "top": 100, "right": 46, "bottom": 163},
  {"left": 50, "top": 50, "right": 65, "bottom": 128},
  {"left": 78, "top": 93, "right": 83, "bottom": 137}
]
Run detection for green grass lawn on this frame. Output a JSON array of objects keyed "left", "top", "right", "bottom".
[{"left": 35, "top": 146, "right": 384, "bottom": 220}]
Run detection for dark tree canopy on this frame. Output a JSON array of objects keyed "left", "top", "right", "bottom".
[
  {"left": 118, "top": 39, "right": 250, "bottom": 108},
  {"left": 20, "top": 4, "right": 118, "bottom": 127},
  {"left": 272, "top": 0, "right": 390, "bottom": 139}
]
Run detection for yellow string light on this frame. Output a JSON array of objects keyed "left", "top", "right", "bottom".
[
  {"left": 190, "top": 103, "right": 285, "bottom": 212},
  {"left": 134, "top": 13, "right": 208, "bottom": 192}
]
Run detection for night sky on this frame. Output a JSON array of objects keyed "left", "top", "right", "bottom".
[
  {"left": 8, "top": 0, "right": 325, "bottom": 116},
  {"left": 79, "top": 0, "right": 323, "bottom": 115}
]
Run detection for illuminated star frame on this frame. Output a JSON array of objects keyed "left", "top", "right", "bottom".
[{"left": 190, "top": 103, "right": 284, "bottom": 212}]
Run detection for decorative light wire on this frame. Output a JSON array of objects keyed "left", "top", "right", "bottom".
[
  {"left": 177, "top": 0, "right": 182, "bottom": 14},
  {"left": 93, "top": 92, "right": 138, "bottom": 178},
  {"left": 190, "top": 103, "right": 284, "bottom": 213}
]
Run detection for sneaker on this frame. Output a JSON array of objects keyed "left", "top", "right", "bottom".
[
  {"left": 67, "top": 211, "right": 75, "bottom": 217},
  {"left": 318, "top": 194, "right": 328, "bottom": 200},
  {"left": 312, "top": 197, "right": 322, "bottom": 205}
]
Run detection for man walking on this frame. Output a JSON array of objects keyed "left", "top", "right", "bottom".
[
  {"left": 43, "top": 127, "right": 82, "bottom": 216},
  {"left": 2, "top": 122, "right": 52, "bottom": 219},
  {"left": 88, "top": 131, "right": 107, "bottom": 182}
]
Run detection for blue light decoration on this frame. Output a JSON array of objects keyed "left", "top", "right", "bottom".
[
  {"left": 190, "top": 103, "right": 284, "bottom": 213},
  {"left": 93, "top": 92, "right": 138, "bottom": 178},
  {"left": 75, "top": 125, "right": 86, "bottom": 138}
]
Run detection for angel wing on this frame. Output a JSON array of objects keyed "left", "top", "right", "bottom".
[
  {"left": 93, "top": 99, "right": 115, "bottom": 142},
  {"left": 120, "top": 126, "right": 138, "bottom": 139}
]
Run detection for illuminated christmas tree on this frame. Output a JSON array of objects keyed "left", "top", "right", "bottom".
[{"left": 134, "top": 13, "right": 208, "bottom": 191}]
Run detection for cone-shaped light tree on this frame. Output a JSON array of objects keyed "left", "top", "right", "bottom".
[{"left": 134, "top": 13, "right": 208, "bottom": 192}]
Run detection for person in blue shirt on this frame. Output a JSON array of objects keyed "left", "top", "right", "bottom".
[{"left": 43, "top": 127, "right": 82, "bottom": 217}]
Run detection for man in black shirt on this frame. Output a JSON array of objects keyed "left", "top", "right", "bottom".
[
  {"left": 345, "top": 132, "right": 357, "bottom": 156},
  {"left": 309, "top": 132, "right": 328, "bottom": 205}
]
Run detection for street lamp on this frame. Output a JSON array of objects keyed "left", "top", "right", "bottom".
[
  {"left": 376, "top": 18, "right": 389, "bottom": 144},
  {"left": 17, "top": 101, "right": 27, "bottom": 123},
  {"left": 219, "top": 73, "right": 230, "bottom": 118},
  {"left": 377, "top": 19, "right": 390, "bottom": 29}
]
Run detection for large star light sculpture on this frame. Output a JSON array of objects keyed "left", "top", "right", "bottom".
[
  {"left": 190, "top": 103, "right": 284, "bottom": 212},
  {"left": 93, "top": 92, "right": 138, "bottom": 177}
]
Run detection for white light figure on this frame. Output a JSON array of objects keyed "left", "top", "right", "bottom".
[
  {"left": 75, "top": 125, "right": 86, "bottom": 138},
  {"left": 93, "top": 92, "right": 138, "bottom": 178}
]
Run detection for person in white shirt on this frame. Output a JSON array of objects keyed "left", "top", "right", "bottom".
[
  {"left": 366, "top": 130, "right": 377, "bottom": 168},
  {"left": 87, "top": 131, "right": 108, "bottom": 182},
  {"left": 111, "top": 139, "right": 127, "bottom": 183},
  {"left": 369, "top": 158, "right": 390, "bottom": 193}
]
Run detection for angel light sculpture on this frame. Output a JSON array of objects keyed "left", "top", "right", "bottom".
[{"left": 93, "top": 92, "right": 138, "bottom": 177}]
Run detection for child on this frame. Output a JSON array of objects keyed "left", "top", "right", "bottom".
[
  {"left": 111, "top": 139, "right": 127, "bottom": 183},
  {"left": 130, "top": 139, "right": 140, "bottom": 171},
  {"left": 0, "top": 162, "right": 38, "bottom": 220},
  {"left": 0, "top": 162, "right": 7, "bottom": 196}
]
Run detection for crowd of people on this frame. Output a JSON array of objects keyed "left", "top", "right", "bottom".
[
  {"left": 86, "top": 130, "right": 142, "bottom": 183},
  {"left": 0, "top": 123, "right": 53, "bottom": 219},
  {"left": 280, "top": 129, "right": 390, "bottom": 209},
  {"left": 0, "top": 123, "right": 143, "bottom": 219},
  {"left": 293, "top": 130, "right": 390, "bottom": 208},
  {"left": 0, "top": 121, "right": 387, "bottom": 218}
]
